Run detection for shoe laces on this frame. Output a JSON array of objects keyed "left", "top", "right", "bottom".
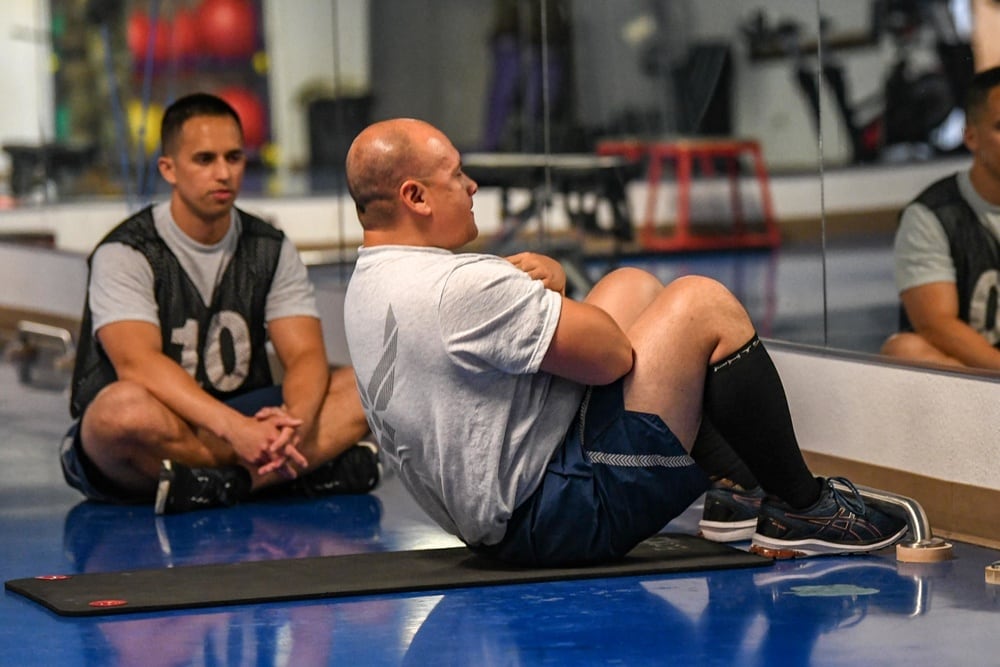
[
  {"left": 826, "top": 477, "right": 867, "bottom": 516},
  {"left": 189, "top": 475, "right": 218, "bottom": 504}
]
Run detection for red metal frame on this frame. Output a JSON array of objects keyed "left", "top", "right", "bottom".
[{"left": 597, "top": 138, "right": 781, "bottom": 252}]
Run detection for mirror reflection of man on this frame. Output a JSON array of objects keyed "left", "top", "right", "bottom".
[{"left": 882, "top": 66, "right": 1000, "bottom": 370}]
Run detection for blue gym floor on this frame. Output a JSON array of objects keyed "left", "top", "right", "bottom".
[{"left": 3, "top": 240, "right": 1000, "bottom": 666}]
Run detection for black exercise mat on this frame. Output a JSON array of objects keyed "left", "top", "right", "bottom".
[{"left": 5, "top": 533, "right": 770, "bottom": 617}]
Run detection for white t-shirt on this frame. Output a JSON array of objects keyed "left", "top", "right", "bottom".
[
  {"left": 343, "top": 245, "right": 585, "bottom": 546},
  {"left": 88, "top": 201, "right": 319, "bottom": 335},
  {"left": 894, "top": 170, "right": 1000, "bottom": 293}
]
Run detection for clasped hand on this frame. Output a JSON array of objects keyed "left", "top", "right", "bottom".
[
  {"left": 506, "top": 252, "right": 567, "bottom": 295},
  {"left": 240, "top": 406, "right": 309, "bottom": 479}
]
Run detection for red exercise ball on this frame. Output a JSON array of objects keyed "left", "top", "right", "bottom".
[
  {"left": 217, "top": 87, "right": 267, "bottom": 149},
  {"left": 126, "top": 10, "right": 169, "bottom": 63},
  {"left": 197, "top": 0, "right": 258, "bottom": 59},
  {"left": 170, "top": 9, "right": 200, "bottom": 60}
]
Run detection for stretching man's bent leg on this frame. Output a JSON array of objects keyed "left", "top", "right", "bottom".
[{"left": 588, "top": 270, "right": 818, "bottom": 506}]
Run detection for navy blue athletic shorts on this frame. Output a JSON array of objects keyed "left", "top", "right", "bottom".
[
  {"left": 475, "top": 378, "right": 710, "bottom": 567},
  {"left": 59, "top": 385, "right": 284, "bottom": 504}
]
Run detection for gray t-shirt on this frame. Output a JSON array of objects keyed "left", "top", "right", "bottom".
[
  {"left": 343, "top": 245, "right": 585, "bottom": 546},
  {"left": 894, "top": 170, "right": 1000, "bottom": 292},
  {"left": 88, "top": 201, "right": 319, "bottom": 335}
]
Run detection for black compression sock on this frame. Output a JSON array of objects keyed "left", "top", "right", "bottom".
[
  {"left": 691, "top": 418, "right": 760, "bottom": 490},
  {"left": 702, "top": 335, "right": 821, "bottom": 508}
]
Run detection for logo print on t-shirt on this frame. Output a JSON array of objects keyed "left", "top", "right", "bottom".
[{"left": 360, "top": 305, "right": 398, "bottom": 450}]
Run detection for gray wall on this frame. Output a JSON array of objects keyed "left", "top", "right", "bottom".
[{"left": 370, "top": 0, "right": 493, "bottom": 149}]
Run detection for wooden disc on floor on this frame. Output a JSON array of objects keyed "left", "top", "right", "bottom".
[
  {"left": 896, "top": 537, "right": 954, "bottom": 563},
  {"left": 985, "top": 562, "right": 1000, "bottom": 585}
]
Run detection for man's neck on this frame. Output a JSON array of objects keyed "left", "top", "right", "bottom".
[
  {"left": 170, "top": 201, "right": 232, "bottom": 245},
  {"left": 362, "top": 229, "right": 430, "bottom": 247}
]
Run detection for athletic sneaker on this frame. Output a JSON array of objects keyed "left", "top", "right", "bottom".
[
  {"left": 292, "top": 441, "right": 382, "bottom": 498},
  {"left": 699, "top": 485, "right": 766, "bottom": 542},
  {"left": 154, "top": 460, "right": 252, "bottom": 515},
  {"left": 749, "top": 477, "right": 908, "bottom": 559}
]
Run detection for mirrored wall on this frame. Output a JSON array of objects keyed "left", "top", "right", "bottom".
[{"left": 0, "top": 0, "right": 983, "bottom": 369}]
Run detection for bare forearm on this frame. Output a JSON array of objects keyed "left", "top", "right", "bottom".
[
  {"left": 278, "top": 352, "right": 330, "bottom": 436},
  {"left": 922, "top": 320, "right": 1000, "bottom": 370},
  {"left": 115, "top": 353, "right": 242, "bottom": 440},
  {"left": 541, "top": 299, "right": 634, "bottom": 385}
]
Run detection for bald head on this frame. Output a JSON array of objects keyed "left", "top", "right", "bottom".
[
  {"left": 345, "top": 118, "right": 448, "bottom": 228},
  {"left": 345, "top": 118, "right": 479, "bottom": 248}
]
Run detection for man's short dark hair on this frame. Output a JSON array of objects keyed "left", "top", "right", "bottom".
[
  {"left": 964, "top": 67, "right": 1000, "bottom": 121},
  {"left": 160, "top": 93, "right": 242, "bottom": 155}
]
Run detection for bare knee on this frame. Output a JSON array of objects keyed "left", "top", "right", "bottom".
[
  {"left": 331, "top": 367, "right": 367, "bottom": 421},
  {"left": 624, "top": 274, "right": 748, "bottom": 326},
  {"left": 663, "top": 275, "right": 746, "bottom": 319},
  {"left": 881, "top": 332, "right": 928, "bottom": 356},
  {"left": 79, "top": 381, "right": 189, "bottom": 491},
  {"left": 82, "top": 380, "right": 166, "bottom": 445},
  {"left": 650, "top": 276, "right": 755, "bottom": 361},
  {"left": 589, "top": 267, "right": 663, "bottom": 302},
  {"left": 328, "top": 365, "right": 358, "bottom": 394},
  {"left": 306, "top": 366, "right": 370, "bottom": 461},
  {"left": 587, "top": 267, "right": 665, "bottom": 327},
  {"left": 596, "top": 267, "right": 663, "bottom": 293},
  {"left": 881, "top": 332, "right": 962, "bottom": 367}
]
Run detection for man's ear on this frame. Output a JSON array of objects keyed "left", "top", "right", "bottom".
[
  {"left": 400, "top": 179, "right": 431, "bottom": 215},
  {"left": 964, "top": 122, "right": 978, "bottom": 155},
  {"left": 158, "top": 155, "right": 176, "bottom": 186}
]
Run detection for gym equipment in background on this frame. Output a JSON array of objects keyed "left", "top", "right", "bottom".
[{"left": 742, "top": 0, "right": 974, "bottom": 164}]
